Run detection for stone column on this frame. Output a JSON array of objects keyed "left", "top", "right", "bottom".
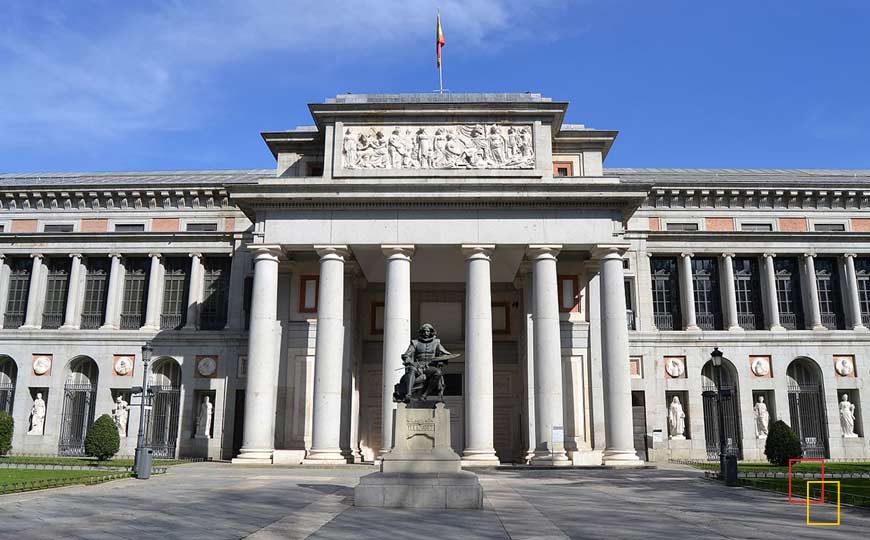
[
  {"left": 234, "top": 245, "right": 283, "bottom": 464},
  {"left": 679, "top": 253, "right": 699, "bottom": 330},
  {"left": 762, "top": 254, "right": 785, "bottom": 331},
  {"left": 803, "top": 254, "right": 825, "bottom": 331},
  {"left": 720, "top": 253, "right": 741, "bottom": 331},
  {"left": 60, "top": 254, "right": 83, "bottom": 330},
  {"left": 101, "top": 254, "right": 124, "bottom": 329},
  {"left": 380, "top": 245, "right": 414, "bottom": 455},
  {"left": 528, "top": 245, "right": 569, "bottom": 464},
  {"left": 596, "top": 246, "right": 641, "bottom": 465},
  {"left": 21, "top": 254, "right": 44, "bottom": 329},
  {"left": 306, "top": 245, "right": 349, "bottom": 463},
  {"left": 142, "top": 253, "right": 163, "bottom": 330},
  {"left": 462, "top": 245, "right": 499, "bottom": 464},
  {"left": 844, "top": 254, "right": 866, "bottom": 331},
  {"left": 184, "top": 253, "right": 204, "bottom": 330}
]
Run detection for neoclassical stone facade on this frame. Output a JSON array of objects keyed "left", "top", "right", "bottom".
[{"left": 0, "top": 93, "right": 868, "bottom": 464}]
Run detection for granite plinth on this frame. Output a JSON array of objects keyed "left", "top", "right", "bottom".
[{"left": 354, "top": 471, "right": 483, "bottom": 509}]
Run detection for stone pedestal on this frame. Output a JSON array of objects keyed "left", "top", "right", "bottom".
[{"left": 354, "top": 402, "right": 483, "bottom": 509}]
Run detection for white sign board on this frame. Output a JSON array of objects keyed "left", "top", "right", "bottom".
[{"left": 552, "top": 425, "right": 564, "bottom": 444}]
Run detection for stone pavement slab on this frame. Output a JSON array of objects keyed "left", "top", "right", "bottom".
[{"left": 1, "top": 463, "right": 868, "bottom": 539}]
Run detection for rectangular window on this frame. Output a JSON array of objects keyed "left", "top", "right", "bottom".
[
  {"left": 692, "top": 257, "right": 722, "bottom": 330},
  {"left": 120, "top": 258, "right": 149, "bottom": 329},
  {"left": 815, "top": 257, "right": 845, "bottom": 329},
  {"left": 243, "top": 276, "right": 253, "bottom": 330},
  {"left": 650, "top": 257, "right": 681, "bottom": 330},
  {"left": 200, "top": 257, "right": 230, "bottom": 330},
  {"left": 42, "top": 258, "right": 71, "bottom": 329},
  {"left": 553, "top": 161, "right": 574, "bottom": 177},
  {"left": 625, "top": 279, "right": 635, "bottom": 330},
  {"left": 3, "top": 258, "right": 32, "bottom": 329},
  {"left": 299, "top": 275, "right": 319, "bottom": 313},
  {"left": 185, "top": 223, "right": 218, "bottom": 232},
  {"left": 856, "top": 258, "right": 870, "bottom": 327},
  {"left": 0, "top": 224, "right": 5, "bottom": 232},
  {"left": 740, "top": 223, "right": 773, "bottom": 232},
  {"left": 774, "top": 258, "right": 804, "bottom": 330},
  {"left": 160, "top": 257, "right": 189, "bottom": 330},
  {"left": 80, "top": 257, "right": 110, "bottom": 329},
  {"left": 814, "top": 223, "right": 846, "bottom": 232},
  {"left": 43, "top": 224, "right": 74, "bottom": 233},
  {"left": 114, "top": 223, "right": 145, "bottom": 232},
  {"left": 666, "top": 222, "right": 699, "bottom": 231},
  {"left": 557, "top": 275, "right": 578, "bottom": 313},
  {"left": 733, "top": 258, "right": 764, "bottom": 330}
]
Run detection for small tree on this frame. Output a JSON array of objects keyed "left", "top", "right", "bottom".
[
  {"left": 84, "top": 414, "right": 120, "bottom": 461},
  {"left": 0, "top": 411, "right": 13, "bottom": 456},
  {"left": 764, "top": 420, "right": 803, "bottom": 466}
]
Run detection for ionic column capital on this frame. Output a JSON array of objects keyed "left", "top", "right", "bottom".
[
  {"left": 188, "top": 252, "right": 202, "bottom": 259},
  {"left": 803, "top": 252, "right": 816, "bottom": 259},
  {"left": 844, "top": 253, "right": 857, "bottom": 259},
  {"left": 148, "top": 252, "right": 163, "bottom": 260},
  {"left": 527, "top": 244, "right": 562, "bottom": 261},
  {"left": 69, "top": 253, "right": 83, "bottom": 259},
  {"left": 762, "top": 252, "right": 777, "bottom": 259},
  {"left": 30, "top": 253, "right": 44, "bottom": 260},
  {"left": 592, "top": 244, "right": 629, "bottom": 261},
  {"left": 680, "top": 252, "right": 694, "bottom": 259},
  {"left": 721, "top": 252, "right": 736, "bottom": 259},
  {"left": 314, "top": 245, "right": 350, "bottom": 261},
  {"left": 248, "top": 244, "right": 285, "bottom": 262},
  {"left": 461, "top": 244, "right": 495, "bottom": 260},
  {"left": 108, "top": 253, "right": 123, "bottom": 260},
  {"left": 381, "top": 244, "right": 415, "bottom": 260}
]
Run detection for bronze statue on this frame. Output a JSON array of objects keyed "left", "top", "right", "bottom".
[{"left": 393, "top": 323, "right": 457, "bottom": 404}]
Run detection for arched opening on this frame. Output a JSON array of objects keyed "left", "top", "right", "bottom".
[
  {"left": 0, "top": 356, "right": 18, "bottom": 414},
  {"left": 787, "top": 357, "right": 829, "bottom": 458},
  {"left": 149, "top": 357, "right": 181, "bottom": 459},
  {"left": 701, "top": 359, "right": 743, "bottom": 460},
  {"left": 58, "top": 356, "right": 99, "bottom": 456}
]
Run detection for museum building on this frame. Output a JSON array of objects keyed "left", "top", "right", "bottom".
[{"left": 0, "top": 93, "right": 868, "bottom": 464}]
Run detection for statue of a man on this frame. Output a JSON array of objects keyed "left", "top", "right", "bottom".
[
  {"left": 668, "top": 396, "right": 686, "bottom": 440},
  {"left": 28, "top": 393, "right": 46, "bottom": 435},
  {"left": 112, "top": 395, "right": 129, "bottom": 437},
  {"left": 840, "top": 393, "right": 858, "bottom": 438},
  {"left": 754, "top": 395, "right": 769, "bottom": 438},
  {"left": 393, "top": 323, "right": 452, "bottom": 403},
  {"left": 196, "top": 395, "right": 213, "bottom": 439}
]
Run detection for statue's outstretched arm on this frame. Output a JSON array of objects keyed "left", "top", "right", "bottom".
[{"left": 436, "top": 340, "right": 451, "bottom": 356}]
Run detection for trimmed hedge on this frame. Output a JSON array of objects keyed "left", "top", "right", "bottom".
[
  {"left": 0, "top": 411, "right": 12, "bottom": 456},
  {"left": 764, "top": 420, "right": 803, "bottom": 466},
  {"left": 84, "top": 414, "right": 120, "bottom": 461}
]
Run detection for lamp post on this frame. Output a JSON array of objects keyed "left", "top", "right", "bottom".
[
  {"left": 710, "top": 347, "right": 727, "bottom": 480},
  {"left": 133, "top": 341, "right": 153, "bottom": 479}
]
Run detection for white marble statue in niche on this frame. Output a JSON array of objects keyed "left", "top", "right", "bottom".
[
  {"left": 112, "top": 395, "right": 129, "bottom": 437},
  {"left": 840, "top": 394, "right": 858, "bottom": 438},
  {"left": 341, "top": 124, "right": 536, "bottom": 170},
  {"left": 668, "top": 396, "right": 686, "bottom": 440},
  {"left": 28, "top": 393, "right": 46, "bottom": 435},
  {"left": 196, "top": 395, "right": 213, "bottom": 439},
  {"left": 754, "top": 395, "right": 770, "bottom": 439}
]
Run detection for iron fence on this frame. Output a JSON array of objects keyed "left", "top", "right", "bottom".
[
  {"left": 80, "top": 313, "right": 103, "bottom": 329},
  {"left": 654, "top": 312, "right": 675, "bottom": 330},
  {"left": 58, "top": 383, "right": 97, "bottom": 456},
  {"left": 41, "top": 313, "right": 64, "bottom": 329},
  {"left": 780, "top": 312, "right": 798, "bottom": 330},
  {"left": 119, "top": 313, "right": 142, "bottom": 330}
]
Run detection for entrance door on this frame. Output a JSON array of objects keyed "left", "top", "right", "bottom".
[
  {"left": 631, "top": 391, "right": 648, "bottom": 461},
  {"left": 787, "top": 359, "right": 828, "bottom": 458},
  {"left": 701, "top": 362, "right": 743, "bottom": 460},
  {"left": 232, "top": 389, "right": 245, "bottom": 457},
  {"left": 58, "top": 383, "right": 97, "bottom": 456},
  {"left": 148, "top": 387, "right": 181, "bottom": 459}
]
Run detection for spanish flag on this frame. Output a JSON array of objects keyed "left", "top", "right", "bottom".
[{"left": 436, "top": 13, "right": 446, "bottom": 68}]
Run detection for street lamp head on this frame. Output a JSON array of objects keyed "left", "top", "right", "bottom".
[
  {"left": 710, "top": 347, "right": 723, "bottom": 367},
  {"left": 141, "top": 342, "right": 153, "bottom": 363}
]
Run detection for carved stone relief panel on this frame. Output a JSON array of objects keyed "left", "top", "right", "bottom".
[{"left": 340, "top": 124, "right": 535, "bottom": 170}]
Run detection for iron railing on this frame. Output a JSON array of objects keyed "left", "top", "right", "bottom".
[
  {"left": 626, "top": 310, "right": 636, "bottom": 331},
  {"left": 160, "top": 313, "right": 184, "bottom": 330},
  {"left": 697, "top": 312, "right": 718, "bottom": 330},
  {"left": 58, "top": 383, "right": 98, "bottom": 457},
  {"left": 148, "top": 386, "right": 181, "bottom": 459},
  {"left": 780, "top": 312, "right": 798, "bottom": 330},
  {"left": 736, "top": 312, "right": 756, "bottom": 330},
  {"left": 0, "top": 384, "right": 14, "bottom": 414},
  {"left": 3, "top": 314, "right": 24, "bottom": 329},
  {"left": 863, "top": 313, "right": 870, "bottom": 327},
  {"left": 41, "top": 313, "right": 64, "bottom": 329},
  {"left": 654, "top": 312, "right": 675, "bottom": 330},
  {"left": 788, "top": 382, "right": 829, "bottom": 458},
  {"left": 80, "top": 313, "right": 103, "bottom": 329},
  {"left": 119, "top": 313, "right": 142, "bottom": 330},
  {"left": 820, "top": 312, "right": 842, "bottom": 330}
]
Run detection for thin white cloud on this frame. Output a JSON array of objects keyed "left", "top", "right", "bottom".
[{"left": 0, "top": 0, "right": 567, "bottom": 148}]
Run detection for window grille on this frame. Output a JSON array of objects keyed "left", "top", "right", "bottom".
[
  {"left": 4, "top": 258, "right": 32, "bottom": 329},
  {"left": 120, "top": 258, "right": 149, "bottom": 329},
  {"left": 856, "top": 258, "right": 870, "bottom": 326},
  {"left": 200, "top": 257, "right": 230, "bottom": 330},
  {"left": 650, "top": 257, "right": 681, "bottom": 330},
  {"left": 774, "top": 258, "right": 804, "bottom": 329},
  {"left": 160, "top": 257, "right": 189, "bottom": 329},
  {"left": 185, "top": 223, "right": 218, "bottom": 232},
  {"left": 814, "top": 223, "right": 845, "bottom": 232},
  {"left": 80, "top": 258, "right": 110, "bottom": 329},
  {"left": 733, "top": 258, "right": 763, "bottom": 330},
  {"left": 692, "top": 257, "right": 722, "bottom": 330},
  {"left": 43, "top": 224, "right": 74, "bottom": 233},
  {"left": 665, "top": 223, "right": 699, "bottom": 231},
  {"left": 624, "top": 279, "right": 635, "bottom": 330},
  {"left": 114, "top": 223, "right": 145, "bottom": 232},
  {"left": 740, "top": 223, "right": 773, "bottom": 232},
  {"left": 42, "top": 258, "right": 71, "bottom": 329},
  {"left": 814, "top": 258, "right": 844, "bottom": 329}
]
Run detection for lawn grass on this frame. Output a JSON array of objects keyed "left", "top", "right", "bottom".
[
  {"left": 691, "top": 461, "right": 870, "bottom": 474},
  {"left": 736, "top": 477, "right": 870, "bottom": 506},
  {"left": 0, "top": 468, "right": 132, "bottom": 494},
  {"left": 0, "top": 456, "right": 188, "bottom": 468}
]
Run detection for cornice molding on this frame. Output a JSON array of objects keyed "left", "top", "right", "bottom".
[{"left": 643, "top": 186, "right": 870, "bottom": 211}]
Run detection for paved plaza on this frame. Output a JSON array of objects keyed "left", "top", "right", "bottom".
[{"left": 0, "top": 463, "right": 867, "bottom": 539}]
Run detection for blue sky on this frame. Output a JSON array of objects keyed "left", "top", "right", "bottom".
[{"left": 2, "top": 0, "right": 869, "bottom": 173}]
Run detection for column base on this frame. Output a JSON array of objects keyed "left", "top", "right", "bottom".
[
  {"left": 530, "top": 450, "right": 570, "bottom": 466},
  {"left": 231, "top": 448, "right": 274, "bottom": 465},
  {"left": 852, "top": 325, "right": 869, "bottom": 332},
  {"left": 602, "top": 448, "right": 642, "bottom": 466},
  {"left": 461, "top": 449, "right": 500, "bottom": 467},
  {"left": 303, "top": 449, "right": 348, "bottom": 465},
  {"left": 19, "top": 325, "right": 38, "bottom": 330},
  {"left": 59, "top": 325, "right": 80, "bottom": 331},
  {"left": 685, "top": 325, "right": 701, "bottom": 331},
  {"left": 812, "top": 324, "right": 828, "bottom": 331},
  {"left": 99, "top": 324, "right": 118, "bottom": 330},
  {"left": 140, "top": 325, "right": 159, "bottom": 332},
  {"left": 769, "top": 324, "right": 786, "bottom": 332},
  {"left": 726, "top": 325, "right": 744, "bottom": 332}
]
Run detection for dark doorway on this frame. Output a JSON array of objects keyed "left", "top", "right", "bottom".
[{"left": 631, "top": 391, "right": 648, "bottom": 461}]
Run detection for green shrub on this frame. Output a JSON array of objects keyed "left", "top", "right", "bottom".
[
  {"left": 0, "top": 411, "right": 13, "bottom": 456},
  {"left": 764, "top": 420, "right": 803, "bottom": 466},
  {"left": 84, "top": 414, "right": 120, "bottom": 461}
]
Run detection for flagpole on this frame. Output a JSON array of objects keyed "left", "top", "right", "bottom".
[{"left": 439, "top": 63, "right": 443, "bottom": 94}]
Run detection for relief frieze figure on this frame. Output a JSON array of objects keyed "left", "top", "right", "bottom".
[{"left": 341, "top": 124, "right": 535, "bottom": 170}]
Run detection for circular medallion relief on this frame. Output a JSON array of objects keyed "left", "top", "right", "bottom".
[
  {"left": 32, "top": 356, "right": 51, "bottom": 375},
  {"left": 665, "top": 358, "right": 685, "bottom": 378},
  {"left": 114, "top": 356, "right": 133, "bottom": 376},
  {"left": 197, "top": 357, "right": 217, "bottom": 377},
  {"left": 751, "top": 357, "right": 771, "bottom": 377},
  {"left": 835, "top": 357, "right": 854, "bottom": 377}
]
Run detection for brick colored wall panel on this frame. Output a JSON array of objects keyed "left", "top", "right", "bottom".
[
  {"left": 705, "top": 217, "right": 734, "bottom": 232},
  {"left": 779, "top": 217, "right": 808, "bottom": 232},
  {"left": 851, "top": 218, "right": 870, "bottom": 232},
  {"left": 224, "top": 217, "right": 236, "bottom": 232},
  {"left": 10, "top": 219, "right": 38, "bottom": 233},
  {"left": 152, "top": 218, "right": 179, "bottom": 232},
  {"left": 648, "top": 217, "right": 660, "bottom": 231},
  {"left": 80, "top": 218, "right": 108, "bottom": 233}
]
